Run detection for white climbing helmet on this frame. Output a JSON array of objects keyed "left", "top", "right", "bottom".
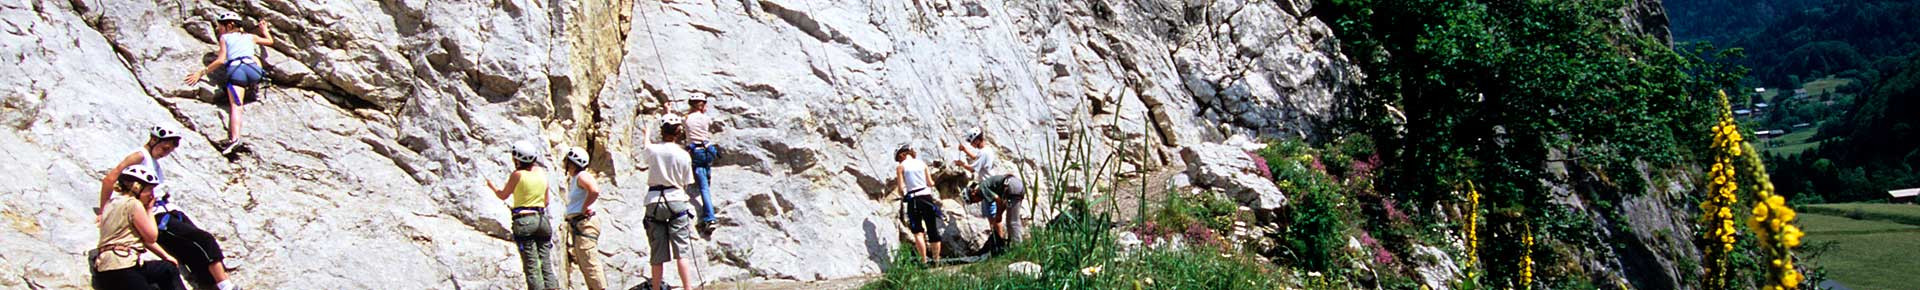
[
  {"left": 510, "top": 142, "right": 540, "bottom": 164},
  {"left": 896, "top": 143, "right": 914, "bottom": 156},
  {"left": 964, "top": 127, "right": 984, "bottom": 142},
  {"left": 149, "top": 126, "right": 182, "bottom": 140},
  {"left": 687, "top": 95, "right": 708, "bottom": 103},
  {"left": 564, "top": 146, "right": 590, "bottom": 168},
  {"left": 215, "top": 11, "right": 242, "bottom": 24},
  {"left": 120, "top": 164, "right": 161, "bottom": 185}
]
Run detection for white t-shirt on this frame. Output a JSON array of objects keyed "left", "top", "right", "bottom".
[
  {"left": 134, "top": 149, "right": 176, "bottom": 212},
  {"left": 900, "top": 158, "right": 931, "bottom": 197},
  {"left": 221, "top": 33, "right": 259, "bottom": 61},
  {"left": 970, "top": 146, "right": 996, "bottom": 182},
  {"left": 685, "top": 111, "right": 714, "bottom": 143},
  {"left": 642, "top": 143, "right": 694, "bottom": 204}
]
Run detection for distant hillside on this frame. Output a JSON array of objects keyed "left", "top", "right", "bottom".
[{"left": 1668, "top": 0, "right": 1920, "bottom": 87}]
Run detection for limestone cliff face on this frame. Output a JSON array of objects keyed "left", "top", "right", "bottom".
[{"left": 0, "top": 0, "right": 1357, "bottom": 288}]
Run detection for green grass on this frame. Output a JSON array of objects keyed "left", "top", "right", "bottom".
[
  {"left": 1802, "top": 203, "right": 1920, "bottom": 226},
  {"left": 1759, "top": 129, "right": 1821, "bottom": 156},
  {"left": 1797, "top": 213, "right": 1919, "bottom": 233},
  {"left": 863, "top": 208, "right": 1292, "bottom": 290},
  {"left": 1799, "top": 78, "right": 1856, "bottom": 98},
  {"left": 1798, "top": 212, "right": 1920, "bottom": 290}
]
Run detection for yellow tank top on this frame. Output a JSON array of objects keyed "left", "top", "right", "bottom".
[
  {"left": 510, "top": 169, "right": 548, "bottom": 209},
  {"left": 95, "top": 197, "right": 145, "bottom": 272}
]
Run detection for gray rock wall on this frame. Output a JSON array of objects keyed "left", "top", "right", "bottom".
[{"left": 0, "top": 0, "right": 1356, "bottom": 288}]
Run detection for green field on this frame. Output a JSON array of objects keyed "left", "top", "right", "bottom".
[
  {"left": 1799, "top": 203, "right": 1920, "bottom": 290},
  {"left": 1760, "top": 129, "right": 1821, "bottom": 156},
  {"left": 1803, "top": 203, "right": 1920, "bottom": 226},
  {"left": 1800, "top": 78, "right": 1856, "bottom": 98}
]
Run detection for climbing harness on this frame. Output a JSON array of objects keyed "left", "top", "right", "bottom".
[{"left": 633, "top": 2, "right": 711, "bottom": 285}]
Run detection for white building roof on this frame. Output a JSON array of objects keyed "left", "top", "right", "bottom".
[{"left": 1892, "top": 188, "right": 1920, "bottom": 198}]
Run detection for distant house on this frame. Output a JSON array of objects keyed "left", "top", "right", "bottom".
[
  {"left": 1755, "top": 88, "right": 1767, "bottom": 93},
  {"left": 1735, "top": 109, "right": 1754, "bottom": 116},
  {"left": 1892, "top": 188, "right": 1920, "bottom": 204}
]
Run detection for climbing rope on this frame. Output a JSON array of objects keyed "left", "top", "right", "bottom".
[
  {"left": 635, "top": 0, "right": 677, "bottom": 104},
  {"left": 633, "top": 1, "right": 711, "bottom": 287},
  {"left": 981, "top": 2, "right": 1065, "bottom": 220}
]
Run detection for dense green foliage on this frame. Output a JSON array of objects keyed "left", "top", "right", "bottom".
[
  {"left": 1256, "top": 139, "right": 1356, "bottom": 274},
  {"left": 1319, "top": 0, "right": 1743, "bottom": 286},
  {"left": 1669, "top": 0, "right": 1920, "bottom": 87}
]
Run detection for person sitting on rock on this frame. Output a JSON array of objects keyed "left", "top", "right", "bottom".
[
  {"left": 896, "top": 144, "right": 942, "bottom": 264},
  {"left": 92, "top": 164, "right": 187, "bottom": 290},
  {"left": 97, "top": 127, "right": 244, "bottom": 290},
  {"left": 486, "top": 142, "right": 559, "bottom": 290},
  {"left": 683, "top": 95, "right": 721, "bottom": 225},
  {"left": 956, "top": 127, "right": 1003, "bottom": 243},
  {"left": 181, "top": 11, "right": 275, "bottom": 153},
  {"left": 642, "top": 115, "right": 700, "bottom": 290},
  {"left": 559, "top": 147, "right": 607, "bottom": 290}
]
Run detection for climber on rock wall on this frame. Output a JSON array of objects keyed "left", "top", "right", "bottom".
[
  {"left": 487, "top": 142, "right": 559, "bottom": 290},
  {"left": 96, "top": 127, "right": 244, "bottom": 290},
  {"left": 683, "top": 95, "right": 721, "bottom": 225},
  {"left": 92, "top": 165, "right": 188, "bottom": 290},
  {"left": 181, "top": 11, "right": 275, "bottom": 155}
]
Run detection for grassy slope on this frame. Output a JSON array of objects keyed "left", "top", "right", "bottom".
[
  {"left": 1799, "top": 203, "right": 1920, "bottom": 290},
  {"left": 1760, "top": 129, "right": 1820, "bottom": 156},
  {"left": 1802, "top": 203, "right": 1920, "bottom": 226}
]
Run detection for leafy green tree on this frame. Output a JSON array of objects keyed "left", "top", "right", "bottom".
[{"left": 1321, "top": 0, "right": 1746, "bottom": 287}]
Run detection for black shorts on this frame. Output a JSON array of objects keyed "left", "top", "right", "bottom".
[
  {"left": 93, "top": 262, "right": 186, "bottom": 290},
  {"left": 906, "top": 195, "right": 941, "bottom": 237},
  {"left": 155, "top": 211, "right": 224, "bottom": 278}
]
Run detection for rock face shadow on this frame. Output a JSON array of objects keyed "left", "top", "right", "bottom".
[{"left": 863, "top": 219, "right": 890, "bottom": 268}]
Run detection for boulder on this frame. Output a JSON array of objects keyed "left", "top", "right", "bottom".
[{"left": 1180, "top": 143, "right": 1288, "bottom": 211}]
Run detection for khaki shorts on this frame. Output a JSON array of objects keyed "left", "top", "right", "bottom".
[{"left": 645, "top": 201, "right": 695, "bottom": 264}]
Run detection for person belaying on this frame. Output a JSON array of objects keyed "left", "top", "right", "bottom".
[
  {"left": 487, "top": 142, "right": 559, "bottom": 290},
  {"left": 96, "top": 127, "right": 244, "bottom": 290},
  {"left": 956, "top": 127, "right": 1004, "bottom": 243},
  {"left": 559, "top": 147, "right": 608, "bottom": 290},
  {"left": 92, "top": 164, "right": 188, "bottom": 290},
  {"left": 642, "top": 115, "right": 700, "bottom": 290},
  {"left": 684, "top": 95, "right": 721, "bottom": 225},
  {"left": 895, "top": 144, "right": 942, "bottom": 264},
  {"left": 181, "top": 11, "right": 275, "bottom": 154}
]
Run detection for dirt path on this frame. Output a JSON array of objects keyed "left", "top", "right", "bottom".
[{"left": 1109, "top": 165, "right": 1187, "bottom": 222}]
